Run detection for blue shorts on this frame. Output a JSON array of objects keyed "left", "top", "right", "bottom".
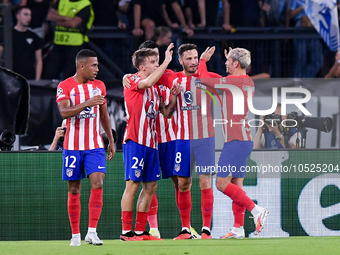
[
  {"left": 217, "top": 140, "right": 253, "bottom": 178},
  {"left": 62, "top": 148, "right": 106, "bottom": 181},
  {"left": 173, "top": 137, "right": 215, "bottom": 177},
  {"left": 123, "top": 140, "right": 160, "bottom": 182},
  {"left": 158, "top": 140, "right": 176, "bottom": 179}
]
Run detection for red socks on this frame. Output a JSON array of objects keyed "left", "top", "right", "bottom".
[
  {"left": 121, "top": 211, "right": 133, "bottom": 232},
  {"left": 223, "top": 183, "right": 255, "bottom": 212},
  {"left": 135, "top": 212, "right": 148, "bottom": 232},
  {"left": 178, "top": 190, "right": 192, "bottom": 229},
  {"left": 147, "top": 193, "right": 158, "bottom": 228},
  {"left": 232, "top": 201, "right": 246, "bottom": 228},
  {"left": 88, "top": 188, "right": 103, "bottom": 228},
  {"left": 201, "top": 188, "right": 213, "bottom": 229},
  {"left": 68, "top": 193, "right": 80, "bottom": 234}
]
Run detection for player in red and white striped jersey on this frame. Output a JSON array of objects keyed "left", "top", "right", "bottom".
[
  {"left": 121, "top": 44, "right": 181, "bottom": 241},
  {"left": 156, "top": 44, "right": 218, "bottom": 240},
  {"left": 56, "top": 49, "right": 115, "bottom": 246},
  {"left": 200, "top": 47, "right": 268, "bottom": 239}
]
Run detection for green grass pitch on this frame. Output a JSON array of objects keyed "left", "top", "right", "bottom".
[{"left": 1, "top": 237, "right": 340, "bottom": 255}]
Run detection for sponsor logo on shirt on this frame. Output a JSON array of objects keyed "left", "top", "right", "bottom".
[{"left": 184, "top": 90, "right": 193, "bottom": 104}]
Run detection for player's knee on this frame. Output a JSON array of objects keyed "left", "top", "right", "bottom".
[
  {"left": 215, "top": 178, "right": 227, "bottom": 192},
  {"left": 91, "top": 180, "right": 104, "bottom": 189}
]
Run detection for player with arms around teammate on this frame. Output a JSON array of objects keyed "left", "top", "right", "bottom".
[
  {"left": 157, "top": 44, "right": 217, "bottom": 239},
  {"left": 201, "top": 47, "right": 269, "bottom": 238},
  {"left": 56, "top": 49, "right": 115, "bottom": 246},
  {"left": 121, "top": 43, "right": 180, "bottom": 241}
]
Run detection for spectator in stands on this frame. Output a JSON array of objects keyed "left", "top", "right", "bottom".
[
  {"left": 222, "top": 0, "right": 263, "bottom": 28},
  {"left": 12, "top": 5, "right": 43, "bottom": 80},
  {"left": 182, "top": 0, "right": 206, "bottom": 29},
  {"left": 152, "top": 26, "right": 180, "bottom": 71},
  {"left": 49, "top": 119, "right": 66, "bottom": 151},
  {"left": 253, "top": 104, "right": 301, "bottom": 149},
  {"left": 325, "top": 52, "right": 340, "bottom": 78},
  {"left": 91, "top": 0, "right": 126, "bottom": 29},
  {"left": 132, "top": 0, "right": 193, "bottom": 40},
  {"left": 288, "top": 0, "right": 323, "bottom": 78},
  {"left": 43, "top": 0, "right": 94, "bottom": 80},
  {"left": 261, "top": 0, "right": 289, "bottom": 27},
  {"left": 20, "top": 0, "right": 52, "bottom": 39}
]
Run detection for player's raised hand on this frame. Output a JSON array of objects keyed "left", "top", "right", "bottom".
[
  {"left": 224, "top": 47, "right": 232, "bottom": 58},
  {"left": 200, "top": 46, "right": 216, "bottom": 62},
  {"left": 164, "top": 43, "right": 174, "bottom": 63}
]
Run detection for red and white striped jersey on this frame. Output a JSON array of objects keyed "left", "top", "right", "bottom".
[
  {"left": 157, "top": 64, "right": 215, "bottom": 140},
  {"left": 219, "top": 76, "right": 254, "bottom": 143},
  {"left": 56, "top": 77, "right": 105, "bottom": 150},
  {"left": 123, "top": 73, "right": 161, "bottom": 149},
  {"left": 155, "top": 85, "right": 177, "bottom": 143}
]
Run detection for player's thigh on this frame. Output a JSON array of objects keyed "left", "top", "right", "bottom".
[
  {"left": 159, "top": 140, "right": 176, "bottom": 179},
  {"left": 173, "top": 139, "right": 191, "bottom": 177},
  {"left": 62, "top": 149, "right": 85, "bottom": 181},
  {"left": 123, "top": 140, "right": 160, "bottom": 182},
  {"left": 84, "top": 148, "right": 106, "bottom": 176},
  {"left": 217, "top": 140, "right": 253, "bottom": 178},
  {"left": 192, "top": 136, "right": 215, "bottom": 175}
]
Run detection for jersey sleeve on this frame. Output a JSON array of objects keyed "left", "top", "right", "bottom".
[
  {"left": 128, "top": 74, "right": 143, "bottom": 91},
  {"left": 97, "top": 80, "right": 107, "bottom": 104},
  {"left": 56, "top": 81, "right": 70, "bottom": 103},
  {"left": 156, "top": 70, "right": 175, "bottom": 88}
]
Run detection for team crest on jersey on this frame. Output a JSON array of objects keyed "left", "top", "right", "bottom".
[
  {"left": 158, "top": 85, "right": 166, "bottom": 92},
  {"left": 184, "top": 91, "right": 193, "bottom": 105},
  {"left": 66, "top": 168, "right": 73, "bottom": 177},
  {"left": 175, "top": 164, "right": 180, "bottom": 172},
  {"left": 135, "top": 169, "right": 141, "bottom": 178},
  {"left": 57, "top": 87, "right": 63, "bottom": 96}
]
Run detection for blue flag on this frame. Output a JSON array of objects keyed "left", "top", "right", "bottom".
[{"left": 298, "top": 0, "right": 339, "bottom": 51}]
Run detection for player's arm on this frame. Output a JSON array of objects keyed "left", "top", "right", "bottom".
[
  {"left": 159, "top": 82, "right": 181, "bottom": 118},
  {"left": 99, "top": 103, "right": 116, "bottom": 161},
  {"left": 57, "top": 95, "right": 105, "bottom": 119},
  {"left": 137, "top": 43, "right": 174, "bottom": 89}
]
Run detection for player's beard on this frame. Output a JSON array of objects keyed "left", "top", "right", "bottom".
[{"left": 183, "top": 63, "right": 198, "bottom": 74}]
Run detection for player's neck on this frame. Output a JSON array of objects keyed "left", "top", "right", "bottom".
[
  {"left": 73, "top": 74, "right": 89, "bottom": 84},
  {"left": 138, "top": 71, "right": 148, "bottom": 79},
  {"left": 230, "top": 69, "right": 246, "bottom": 76}
]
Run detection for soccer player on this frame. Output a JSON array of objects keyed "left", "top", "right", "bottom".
[
  {"left": 200, "top": 47, "right": 269, "bottom": 238},
  {"left": 120, "top": 43, "right": 181, "bottom": 241},
  {"left": 56, "top": 49, "right": 116, "bottom": 246},
  {"left": 125, "top": 41, "right": 200, "bottom": 239},
  {"left": 157, "top": 43, "right": 217, "bottom": 239}
]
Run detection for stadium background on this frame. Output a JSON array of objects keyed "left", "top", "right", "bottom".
[{"left": 1, "top": 150, "right": 339, "bottom": 240}]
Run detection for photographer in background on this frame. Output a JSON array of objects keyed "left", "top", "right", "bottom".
[
  {"left": 253, "top": 104, "right": 300, "bottom": 149},
  {"left": 49, "top": 119, "right": 67, "bottom": 151}
]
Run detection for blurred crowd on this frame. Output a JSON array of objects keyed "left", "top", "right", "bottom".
[{"left": 1, "top": 0, "right": 340, "bottom": 81}]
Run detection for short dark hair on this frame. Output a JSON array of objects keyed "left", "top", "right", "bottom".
[
  {"left": 76, "top": 49, "right": 97, "bottom": 61},
  {"left": 178, "top": 43, "right": 197, "bottom": 57},
  {"left": 15, "top": 6, "right": 30, "bottom": 16},
  {"left": 132, "top": 48, "right": 158, "bottom": 70},
  {"left": 139, "top": 40, "right": 159, "bottom": 50}
]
